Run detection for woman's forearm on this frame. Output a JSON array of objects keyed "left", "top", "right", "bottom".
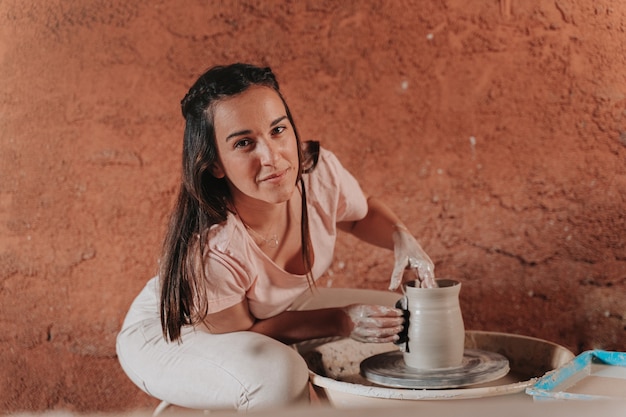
[{"left": 249, "top": 307, "right": 351, "bottom": 345}]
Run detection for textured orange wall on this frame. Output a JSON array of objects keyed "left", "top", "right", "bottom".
[{"left": 1, "top": 0, "right": 624, "bottom": 413}]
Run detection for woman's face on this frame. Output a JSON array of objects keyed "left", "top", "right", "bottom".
[{"left": 211, "top": 85, "right": 300, "bottom": 208}]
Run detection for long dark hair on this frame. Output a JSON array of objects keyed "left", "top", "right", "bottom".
[{"left": 160, "top": 63, "right": 319, "bottom": 342}]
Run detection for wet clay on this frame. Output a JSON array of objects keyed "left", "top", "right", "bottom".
[
  {"left": 361, "top": 279, "right": 509, "bottom": 388},
  {"left": 399, "top": 279, "right": 465, "bottom": 369}
]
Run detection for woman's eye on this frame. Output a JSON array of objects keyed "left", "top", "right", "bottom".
[
  {"left": 234, "top": 138, "right": 252, "bottom": 149},
  {"left": 271, "top": 126, "right": 286, "bottom": 135}
]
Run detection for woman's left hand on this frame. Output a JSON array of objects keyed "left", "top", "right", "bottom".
[
  {"left": 342, "top": 304, "right": 405, "bottom": 343},
  {"left": 389, "top": 227, "right": 436, "bottom": 290}
]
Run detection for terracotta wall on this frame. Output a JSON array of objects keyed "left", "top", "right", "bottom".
[{"left": 1, "top": 0, "right": 624, "bottom": 413}]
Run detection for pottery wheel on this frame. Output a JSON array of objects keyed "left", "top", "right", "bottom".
[{"left": 360, "top": 349, "right": 510, "bottom": 389}]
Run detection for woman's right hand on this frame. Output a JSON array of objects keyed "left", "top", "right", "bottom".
[
  {"left": 389, "top": 227, "right": 436, "bottom": 290},
  {"left": 341, "top": 304, "right": 405, "bottom": 343}
]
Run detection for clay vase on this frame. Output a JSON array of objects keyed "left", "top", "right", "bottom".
[{"left": 397, "top": 279, "right": 465, "bottom": 369}]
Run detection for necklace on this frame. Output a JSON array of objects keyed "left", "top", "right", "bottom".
[
  {"left": 235, "top": 201, "right": 290, "bottom": 249},
  {"left": 243, "top": 223, "right": 279, "bottom": 248}
]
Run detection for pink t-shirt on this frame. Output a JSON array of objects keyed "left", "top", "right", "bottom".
[
  {"left": 121, "top": 148, "right": 367, "bottom": 329},
  {"left": 201, "top": 148, "right": 368, "bottom": 318}
]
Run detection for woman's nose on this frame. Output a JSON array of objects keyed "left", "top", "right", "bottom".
[{"left": 257, "top": 139, "right": 280, "bottom": 165}]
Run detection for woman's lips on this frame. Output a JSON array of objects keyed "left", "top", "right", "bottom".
[{"left": 258, "top": 168, "right": 289, "bottom": 183}]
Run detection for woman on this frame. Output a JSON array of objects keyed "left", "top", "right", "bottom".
[{"left": 116, "top": 63, "right": 435, "bottom": 411}]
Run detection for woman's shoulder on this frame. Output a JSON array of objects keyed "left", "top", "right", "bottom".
[
  {"left": 201, "top": 213, "right": 260, "bottom": 281},
  {"left": 205, "top": 212, "right": 246, "bottom": 253},
  {"left": 304, "top": 144, "right": 367, "bottom": 220},
  {"left": 305, "top": 145, "right": 357, "bottom": 189},
  {"left": 307, "top": 146, "right": 345, "bottom": 176}
]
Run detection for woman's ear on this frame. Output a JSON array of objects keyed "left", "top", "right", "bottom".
[{"left": 210, "top": 162, "right": 225, "bottom": 179}]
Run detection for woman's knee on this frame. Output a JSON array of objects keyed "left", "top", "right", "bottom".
[{"left": 239, "top": 340, "right": 310, "bottom": 410}]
